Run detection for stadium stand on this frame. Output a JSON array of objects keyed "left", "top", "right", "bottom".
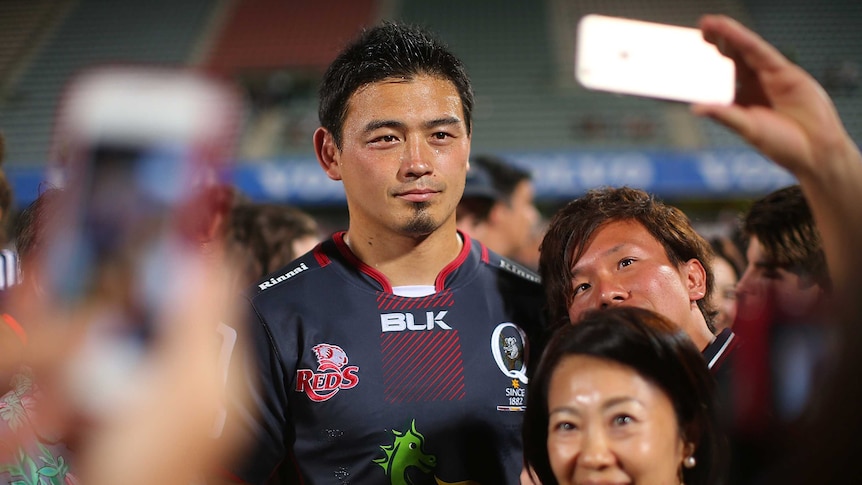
[
  {"left": 204, "top": 0, "right": 377, "bottom": 74},
  {"left": 0, "top": 0, "right": 218, "bottom": 166},
  {"left": 742, "top": 0, "right": 862, "bottom": 145},
  {"left": 0, "top": 0, "right": 859, "bottom": 205},
  {"left": 0, "top": 0, "right": 75, "bottom": 100},
  {"left": 398, "top": 0, "right": 678, "bottom": 151},
  {"left": 202, "top": 0, "right": 379, "bottom": 158}
]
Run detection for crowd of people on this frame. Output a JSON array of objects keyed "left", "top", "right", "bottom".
[{"left": 0, "top": 11, "right": 860, "bottom": 485}]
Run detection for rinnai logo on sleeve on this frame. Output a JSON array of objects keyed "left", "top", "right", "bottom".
[
  {"left": 295, "top": 343, "right": 360, "bottom": 402},
  {"left": 380, "top": 311, "right": 452, "bottom": 332},
  {"left": 258, "top": 262, "right": 309, "bottom": 290}
]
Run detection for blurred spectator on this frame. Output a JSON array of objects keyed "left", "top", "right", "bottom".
[
  {"left": 456, "top": 154, "right": 540, "bottom": 260},
  {"left": 514, "top": 216, "right": 549, "bottom": 272},
  {"left": 709, "top": 254, "right": 738, "bottom": 333},
  {"left": 0, "top": 179, "right": 246, "bottom": 485},
  {"left": 0, "top": 188, "right": 63, "bottom": 380},
  {"left": 738, "top": 185, "right": 829, "bottom": 325},
  {"left": 225, "top": 201, "right": 321, "bottom": 287},
  {"left": 709, "top": 236, "right": 743, "bottom": 333},
  {"left": 0, "top": 141, "right": 46, "bottom": 395},
  {"left": 0, "top": 189, "right": 77, "bottom": 485},
  {"left": 727, "top": 185, "right": 834, "bottom": 483}
]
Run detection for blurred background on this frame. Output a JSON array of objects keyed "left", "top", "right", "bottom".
[{"left": 0, "top": 0, "right": 860, "bottom": 235}]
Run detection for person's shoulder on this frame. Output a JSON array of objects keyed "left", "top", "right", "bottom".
[
  {"left": 705, "top": 328, "right": 738, "bottom": 373},
  {"left": 482, "top": 247, "right": 542, "bottom": 287},
  {"left": 248, "top": 239, "right": 335, "bottom": 299}
]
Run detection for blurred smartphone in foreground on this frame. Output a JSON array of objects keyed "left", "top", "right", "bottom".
[
  {"left": 41, "top": 66, "right": 241, "bottom": 414},
  {"left": 575, "top": 14, "right": 736, "bottom": 105}
]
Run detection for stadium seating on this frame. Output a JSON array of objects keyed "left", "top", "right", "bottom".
[
  {"left": 743, "top": 0, "right": 862, "bottom": 145},
  {"left": 0, "top": 0, "right": 216, "bottom": 166},
  {"left": 400, "top": 0, "right": 677, "bottom": 151},
  {"left": 0, "top": 0, "right": 859, "bottom": 204}
]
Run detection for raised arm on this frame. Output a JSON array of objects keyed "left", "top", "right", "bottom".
[{"left": 692, "top": 14, "right": 862, "bottom": 292}]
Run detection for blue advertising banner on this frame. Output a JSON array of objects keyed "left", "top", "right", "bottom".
[
  {"left": 507, "top": 148, "right": 796, "bottom": 200},
  {"left": 5, "top": 148, "right": 797, "bottom": 208}
]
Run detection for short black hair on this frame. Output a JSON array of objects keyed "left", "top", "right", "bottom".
[
  {"left": 458, "top": 154, "right": 532, "bottom": 222},
  {"left": 318, "top": 21, "right": 474, "bottom": 148},
  {"left": 743, "top": 184, "right": 829, "bottom": 289}
]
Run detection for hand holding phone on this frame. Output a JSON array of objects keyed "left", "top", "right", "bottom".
[
  {"left": 36, "top": 66, "right": 242, "bottom": 417},
  {"left": 575, "top": 14, "right": 736, "bottom": 105}
]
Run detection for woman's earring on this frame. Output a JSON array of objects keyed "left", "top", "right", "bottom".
[{"left": 683, "top": 455, "right": 696, "bottom": 469}]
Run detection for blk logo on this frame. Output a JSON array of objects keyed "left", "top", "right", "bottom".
[
  {"left": 295, "top": 343, "right": 359, "bottom": 402},
  {"left": 380, "top": 311, "right": 452, "bottom": 332}
]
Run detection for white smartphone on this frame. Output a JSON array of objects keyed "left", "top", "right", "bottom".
[{"left": 575, "top": 14, "right": 736, "bottom": 105}]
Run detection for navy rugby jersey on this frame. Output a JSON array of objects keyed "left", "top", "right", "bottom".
[{"left": 226, "top": 231, "right": 547, "bottom": 485}]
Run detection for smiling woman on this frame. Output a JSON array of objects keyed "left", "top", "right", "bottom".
[{"left": 522, "top": 307, "right": 725, "bottom": 485}]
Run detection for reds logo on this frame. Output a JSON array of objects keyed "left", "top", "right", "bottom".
[
  {"left": 296, "top": 343, "right": 360, "bottom": 402},
  {"left": 312, "top": 344, "right": 349, "bottom": 371}
]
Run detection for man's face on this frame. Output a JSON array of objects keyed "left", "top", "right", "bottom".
[
  {"left": 737, "top": 236, "right": 822, "bottom": 319},
  {"left": 319, "top": 74, "right": 470, "bottom": 238},
  {"left": 567, "top": 220, "right": 707, "bottom": 343},
  {"left": 500, "top": 179, "right": 540, "bottom": 256}
]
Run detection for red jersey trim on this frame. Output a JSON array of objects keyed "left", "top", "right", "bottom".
[
  {"left": 313, "top": 242, "right": 331, "bottom": 267},
  {"left": 332, "top": 231, "right": 393, "bottom": 293},
  {"left": 435, "top": 231, "right": 472, "bottom": 292}
]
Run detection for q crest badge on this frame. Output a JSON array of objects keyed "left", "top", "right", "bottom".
[{"left": 490, "top": 322, "right": 528, "bottom": 412}]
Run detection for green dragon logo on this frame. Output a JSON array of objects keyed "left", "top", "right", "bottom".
[
  {"left": 374, "top": 420, "right": 482, "bottom": 485},
  {"left": 374, "top": 419, "right": 437, "bottom": 485}
]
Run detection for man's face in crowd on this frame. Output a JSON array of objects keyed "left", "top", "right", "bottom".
[
  {"left": 319, "top": 74, "right": 471, "bottom": 238},
  {"left": 737, "top": 236, "right": 823, "bottom": 319},
  {"left": 567, "top": 220, "right": 707, "bottom": 343},
  {"left": 501, "top": 179, "right": 540, "bottom": 256}
]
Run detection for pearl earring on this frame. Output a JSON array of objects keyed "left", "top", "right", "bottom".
[{"left": 683, "top": 455, "right": 696, "bottom": 469}]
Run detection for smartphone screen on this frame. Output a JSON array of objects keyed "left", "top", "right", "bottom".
[
  {"left": 575, "top": 14, "right": 736, "bottom": 105},
  {"left": 49, "top": 142, "right": 185, "bottom": 326},
  {"left": 49, "top": 71, "right": 228, "bottom": 307},
  {"left": 41, "top": 66, "right": 241, "bottom": 416}
]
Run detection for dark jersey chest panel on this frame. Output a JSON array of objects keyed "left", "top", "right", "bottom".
[{"left": 234, "top": 234, "right": 547, "bottom": 485}]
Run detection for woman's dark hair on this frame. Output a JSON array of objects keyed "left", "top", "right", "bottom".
[
  {"left": 13, "top": 187, "right": 63, "bottom": 274},
  {"left": 226, "top": 202, "right": 320, "bottom": 283},
  {"left": 523, "top": 306, "right": 726, "bottom": 485}
]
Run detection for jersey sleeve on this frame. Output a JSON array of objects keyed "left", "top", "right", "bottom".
[{"left": 221, "top": 297, "right": 295, "bottom": 484}]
